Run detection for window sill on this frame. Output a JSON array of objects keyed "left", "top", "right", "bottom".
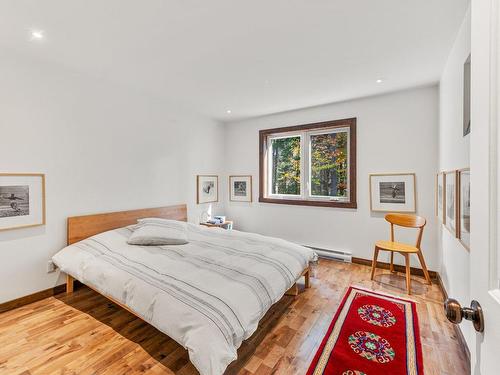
[{"left": 259, "top": 196, "right": 357, "bottom": 209}]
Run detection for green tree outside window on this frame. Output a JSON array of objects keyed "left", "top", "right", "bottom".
[
  {"left": 310, "top": 132, "right": 348, "bottom": 197},
  {"left": 271, "top": 137, "right": 301, "bottom": 195}
]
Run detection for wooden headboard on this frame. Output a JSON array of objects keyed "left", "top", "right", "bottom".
[{"left": 67, "top": 204, "right": 188, "bottom": 245}]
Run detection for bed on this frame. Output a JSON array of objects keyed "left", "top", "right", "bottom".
[{"left": 52, "top": 204, "right": 315, "bottom": 375}]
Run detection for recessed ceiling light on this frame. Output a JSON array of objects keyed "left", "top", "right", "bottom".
[
  {"left": 376, "top": 79, "right": 383, "bottom": 83},
  {"left": 226, "top": 110, "right": 232, "bottom": 114},
  {"left": 30, "top": 30, "right": 44, "bottom": 40}
]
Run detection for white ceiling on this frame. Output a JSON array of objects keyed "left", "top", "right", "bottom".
[{"left": 0, "top": 0, "right": 469, "bottom": 121}]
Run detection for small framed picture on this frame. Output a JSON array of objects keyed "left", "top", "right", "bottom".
[
  {"left": 229, "top": 175, "right": 252, "bottom": 202},
  {"left": 197, "top": 175, "right": 218, "bottom": 204},
  {"left": 463, "top": 55, "right": 471, "bottom": 137},
  {"left": 0, "top": 173, "right": 45, "bottom": 231},
  {"left": 369, "top": 173, "right": 416, "bottom": 212},
  {"left": 436, "top": 172, "right": 445, "bottom": 224},
  {"left": 458, "top": 169, "right": 470, "bottom": 249},
  {"left": 444, "top": 170, "right": 457, "bottom": 235}
]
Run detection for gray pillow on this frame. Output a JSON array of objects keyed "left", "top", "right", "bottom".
[{"left": 127, "top": 218, "right": 188, "bottom": 246}]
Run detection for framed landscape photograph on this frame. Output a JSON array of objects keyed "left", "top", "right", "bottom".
[
  {"left": 436, "top": 172, "right": 445, "bottom": 224},
  {"left": 444, "top": 170, "right": 457, "bottom": 234},
  {"left": 458, "top": 169, "right": 470, "bottom": 249},
  {"left": 0, "top": 173, "right": 45, "bottom": 231},
  {"left": 196, "top": 175, "right": 218, "bottom": 204},
  {"left": 369, "top": 173, "right": 416, "bottom": 212},
  {"left": 229, "top": 175, "right": 252, "bottom": 202}
]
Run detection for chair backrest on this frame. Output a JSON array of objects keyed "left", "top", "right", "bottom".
[
  {"left": 385, "top": 213, "right": 426, "bottom": 228},
  {"left": 385, "top": 213, "right": 426, "bottom": 248}
]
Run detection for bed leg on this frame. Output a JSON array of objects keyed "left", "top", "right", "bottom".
[
  {"left": 285, "top": 283, "right": 299, "bottom": 296},
  {"left": 66, "top": 274, "right": 74, "bottom": 294},
  {"left": 304, "top": 269, "right": 310, "bottom": 289}
]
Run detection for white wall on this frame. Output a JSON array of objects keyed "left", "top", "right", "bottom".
[
  {"left": 224, "top": 86, "right": 439, "bottom": 270},
  {"left": 438, "top": 6, "right": 471, "bottom": 345},
  {"left": 0, "top": 51, "right": 224, "bottom": 303}
]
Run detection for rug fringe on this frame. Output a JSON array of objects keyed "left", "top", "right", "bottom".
[{"left": 350, "top": 284, "right": 419, "bottom": 304}]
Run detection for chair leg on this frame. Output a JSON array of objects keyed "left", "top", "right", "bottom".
[
  {"left": 417, "top": 250, "right": 432, "bottom": 285},
  {"left": 370, "top": 247, "right": 379, "bottom": 280},
  {"left": 404, "top": 254, "right": 411, "bottom": 295},
  {"left": 390, "top": 252, "right": 395, "bottom": 273}
]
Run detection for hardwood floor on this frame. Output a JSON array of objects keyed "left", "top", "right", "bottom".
[{"left": 0, "top": 259, "right": 469, "bottom": 375}]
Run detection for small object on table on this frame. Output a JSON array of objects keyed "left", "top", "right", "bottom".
[{"left": 200, "top": 220, "right": 233, "bottom": 230}]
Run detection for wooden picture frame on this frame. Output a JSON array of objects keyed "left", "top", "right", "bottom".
[
  {"left": 369, "top": 173, "right": 416, "bottom": 212},
  {"left": 229, "top": 175, "right": 252, "bottom": 202},
  {"left": 443, "top": 170, "right": 458, "bottom": 235},
  {"left": 196, "top": 175, "right": 218, "bottom": 204},
  {"left": 436, "top": 172, "right": 445, "bottom": 224},
  {"left": 0, "top": 173, "right": 45, "bottom": 231},
  {"left": 457, "top": 168, "right": 470, "bottom": 250}
]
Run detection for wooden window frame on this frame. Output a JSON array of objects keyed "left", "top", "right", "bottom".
[{"left": 259, "top": 117, "right": 357, "bottom": 209}]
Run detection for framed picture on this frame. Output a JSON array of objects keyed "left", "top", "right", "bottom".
[
  {"left": 444, "top": 170, "right": 457, "bottom": 235},
  {"left": 0, "top": 173, "right": 45, "bottom": 231},
  {"left": 463, "top": 54, "right": 471, "bottom": 136},
  {"left": 458, "top": 169, "right": 470, "bottom": 249},
  {"left": 369, "top": 173, "right": 416, "bottom": 212},
  {"left": 436, "top": 172, "right": 445, "bottom": 224},
  {"left": 229, "top": 175, "right": 252, "bottom": 202},
  {"left": 196, "top": 175, "right": 218, "bottom": 204}
]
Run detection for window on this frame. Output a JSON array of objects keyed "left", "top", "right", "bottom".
[{"left": 259, "top": 118, "right": 356, "bottom": 208}]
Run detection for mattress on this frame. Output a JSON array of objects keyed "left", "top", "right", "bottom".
[{"left": 52, "top": 222, "right": 316, "bottom": 375}]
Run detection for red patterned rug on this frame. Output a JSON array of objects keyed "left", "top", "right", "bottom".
[{"left": 307, "top": 286, "right": 424, "bottom": 375}]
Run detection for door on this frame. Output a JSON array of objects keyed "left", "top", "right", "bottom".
[{"left": 469, "top": 0, "right": 500, "bottom": 374}]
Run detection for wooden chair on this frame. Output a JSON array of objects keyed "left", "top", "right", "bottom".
[{"left": 370, "top": 213, "right": 432, "bottom": 294}]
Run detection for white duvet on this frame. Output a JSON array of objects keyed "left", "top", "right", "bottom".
[{"left": 52, "top": 223, "right": 316, "bottom": 375}]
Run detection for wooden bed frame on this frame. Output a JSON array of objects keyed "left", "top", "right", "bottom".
[
  {"left": 65, "top": 204, "right": 187, "bottom": 293},
  {"left": 65, "top": 203, "right": 310, "bottom": 301},
  {"left": 64, "top": 204, "right": 310, "bottom": 373}
]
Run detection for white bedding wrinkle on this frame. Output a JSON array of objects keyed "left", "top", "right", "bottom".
[{"left": 52, "top": 223, "right": 316, "bottom": 375}]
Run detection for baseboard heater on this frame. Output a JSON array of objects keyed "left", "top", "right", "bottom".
[{"left": 304, "top": 245, "right": 352, "bottom": 262}]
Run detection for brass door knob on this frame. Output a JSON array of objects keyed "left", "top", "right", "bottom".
[{"left": 444, "top": 298, "right": 484, "bottom": 333}]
